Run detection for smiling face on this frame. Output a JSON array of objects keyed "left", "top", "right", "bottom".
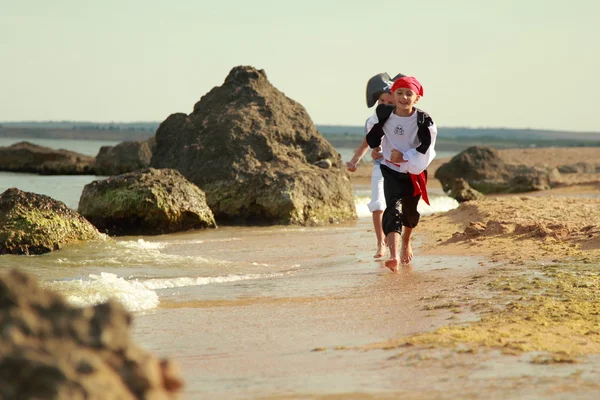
[{"left": 393, "top": 88, "right": 419, "bottom": 114}]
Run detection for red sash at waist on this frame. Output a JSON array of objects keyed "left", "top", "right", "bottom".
[{"left": 385, "top": 159, "right": 430, "bottom": 206}]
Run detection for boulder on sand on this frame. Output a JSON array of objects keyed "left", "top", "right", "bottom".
[
  {"left": 151, "top": 66, "right": 356, "bottom": 225},
  {"left": 0, "top": 270, "right": 183, "bottom": 399},
  {"left": 435, "top": 146, "right": 559, "bottom": 194},
  {"left": 95, "top": 137, "right": 156, "bottom": 176},
  {"left": 0, "top": 188, "right": 102, "bottom": 255},
  {"left": 0, "top": 141, "right": 95, "bottom": 175},
  {"left": 78, "top": 168, "right": 216, "bottom": 236},
  {"left": 449, "top": 178, "right": 485, "bottom": 203}
]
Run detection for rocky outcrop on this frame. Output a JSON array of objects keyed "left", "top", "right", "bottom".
[
  {"left": 0, "top": 270, "right": 183, "bottom": 399},
  {"left": 78, "top": 168, "right": 216, "bottom": 236},
  {"left": 557, "top": 162, "right": 597, "bottom": 174},
  {"left": 435, "top": 146, "right": 560, "bottom": 194},
  {"left": 151, "top": 66, "right": 356, "bottom": 225},
  {"left": 0, "top": 141, "right": 95, "bottom": 175},
  {"left": 449, "top": 178, "right": 485, "bottom": 202},
  {"left": 95, "top": 137, "right": 156, "bottom": 176},
  {"left": 0, "top": 188, "right": 102, "bottom": 255}
]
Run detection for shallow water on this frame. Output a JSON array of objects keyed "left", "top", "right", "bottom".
[
  {"left": 125, "top": 218, "right": 487, "bottom": 399},
  {"left": 0, "top": 138, "right": 483, "bottom": 398}
]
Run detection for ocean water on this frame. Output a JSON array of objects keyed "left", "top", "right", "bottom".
[
  {"left": 0, "top": 136, "right": 459, "bottom": 312},
  {"left": 0, "top": 137, "right": 462, "bottom": 398}
]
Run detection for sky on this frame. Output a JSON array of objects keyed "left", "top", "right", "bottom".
[{"left": 1, "top": 0, "right": 599, "bottom": 132}]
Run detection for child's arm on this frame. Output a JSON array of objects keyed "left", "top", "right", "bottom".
[
  {"left": 395, "top": 123, "right": 438, "bottom": 174},
  {"left": 366, "top": 104, "right": 394, "bottom": 148},
  {"left": 366, "top": 115, "right": 384, "bottom": 161},
  {"left": 346, "top": 117, "right": 376, "bottom": 172},
  {"left": 346, "top": 137, "right": 370, "bottom": 172}
]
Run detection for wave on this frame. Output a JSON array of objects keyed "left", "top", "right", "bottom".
[
  {"left": 418, "top": 196, "right": 460, "bottom": 215},
  {"left": 43, "top": 271, "right": 285, "bottom": 312},
  {"left": 354, "top": 194, "right": 458, "bottom": 218}
]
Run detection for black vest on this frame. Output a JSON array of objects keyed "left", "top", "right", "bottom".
[{"left": 365, "top": 104, "right": 433, "bottom": 155}]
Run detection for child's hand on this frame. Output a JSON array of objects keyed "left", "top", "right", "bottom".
[
  {"left": 371, "top": 147, "right": 383, "bottom": 160},
  {"left": 390, "top": 149, "right": 407, "bottom": 164},
  {"left": 346, "top": 161, "right": 357, "bottom": 172}
]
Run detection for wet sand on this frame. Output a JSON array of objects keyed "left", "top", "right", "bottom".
[
  {"left": 133, "top": 148, "right": 600, "bottom": 399},
  {"left": 130, "top": 215, "right": 489, "bottom": 398}
]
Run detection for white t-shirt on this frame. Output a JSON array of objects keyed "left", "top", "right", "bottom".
[{"left": 366, "top": 110, "right": 438, "bottom": 174}]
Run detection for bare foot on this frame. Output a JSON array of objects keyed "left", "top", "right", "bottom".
[
  {"left": 374, "top": 242, "right": 386, "bottom": 258},
  {"left": 400, "top": 241, "right": 413, "bottom": 265},
  {"left": 384, "top": 258, "right": 399, "bottom": 272}
]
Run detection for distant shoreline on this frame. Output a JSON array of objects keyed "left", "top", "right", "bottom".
[
  {"left": 2, "top": 123, "right": 599, "bottom": 153},
  {"left": 0, "top": 127, "right": 153, "bottom": 142}
]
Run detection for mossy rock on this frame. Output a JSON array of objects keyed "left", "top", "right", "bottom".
[
  {"left": 78, "top": 168, "right": 216, "bottom": 236},
  {"left": 0, "top": 188, "right": 102, "bottom": 255}
]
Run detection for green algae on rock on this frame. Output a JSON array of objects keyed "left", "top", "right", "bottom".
[
  {"left": 78, "top": 168, "right": 217, "bottom": 236},
  {"left": 0, "top": 188, "right": 102, "bottom": 255}
]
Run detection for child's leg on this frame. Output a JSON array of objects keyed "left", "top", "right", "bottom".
[
  {"left": 385, "top": 230, "right": 401, "bottom": 271},
  {"left": 401, "top": 227, "right": 413, "bottom": 264},
  {"left": 372, "top": 210, "right": 385, "bottom": 258},
  {"left": 400, "top": 191, "right": 422, "bottom": 265},
  {"left": 369, "top": 164, "right": 386, "bottom": 258},
  {"left": 380, "top": 166, "right": 404, "bottom": 271}
]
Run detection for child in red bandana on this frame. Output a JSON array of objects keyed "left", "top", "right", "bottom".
[{"left": 365, "top": 76, "right": 438, "bottom": 272}]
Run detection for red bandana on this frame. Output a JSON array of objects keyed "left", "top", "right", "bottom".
[{"left": 391, "top": 76, "right": 424, "bottom": 96}]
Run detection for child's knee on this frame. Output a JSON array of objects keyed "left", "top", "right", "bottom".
[
  {"left": 402, "top": 209, "right": 420, "bottom": 228},
  {"left": 382, "top": 207, "right": 402, "bottom": 235}
]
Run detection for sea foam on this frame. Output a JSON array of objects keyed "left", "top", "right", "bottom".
[
  {"left": 354, "top": 194, "right": 458, "bottom": 218},
  {"left": 43, "top": 271, "right": 285, "bottom": 312}
]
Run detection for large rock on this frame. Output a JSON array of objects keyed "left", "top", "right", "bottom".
[
  {"left": 435, "top": 146, "right": 559, "bottom": 194},
  {"left": 151, "top": 66, "right": 356, "bottom": 225},
  {"left": 78, "top": 168, "right": 216, "bottom": 236},
  {"left": 0, "top": 270, "right": 182, "bottom": 399},
  {"left": 0, "top": 141, "right": 95, "bottom": 175},
  {"left": 0, "top": 188, "right": 102, "bottom": 255},
  {"left": 95, "top": 137, "right": 156, "bottom": 176}
]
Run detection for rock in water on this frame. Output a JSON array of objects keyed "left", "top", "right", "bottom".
[
  {"left": 0, "top": 270, "right": 183, "bottom": 399},
  {"left": 151, "top": 66, "right": 356, "bottom": 225},
  {"left": 95, "top": 137, "right": 155, "bottom": 176},
  {"left": 0, "top": 141, "right": 96, "bottom": 175},
  {"left": 78, "top": 168, "right": 217, "bottom": 236},
  {"left": 0, "top": 188, "right": 102, "bottom": 255}
]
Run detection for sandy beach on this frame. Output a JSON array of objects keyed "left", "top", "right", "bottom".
[
  {"left": 126, "top": 148, "right": 600, "bottom": 399},
  {"left": 3, "top": 143, "right": 599, "bottom": 399}
]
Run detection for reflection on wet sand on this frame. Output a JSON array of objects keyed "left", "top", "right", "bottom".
[{"left": 133, "top": 219, "right": 488, "bottom": 399}]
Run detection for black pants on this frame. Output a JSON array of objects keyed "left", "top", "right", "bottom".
[{"left": 380, "top": 165, "right": 425, "bottom": 235}]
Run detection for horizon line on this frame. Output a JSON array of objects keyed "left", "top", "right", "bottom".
[{"left": 1, "top": 120, "right": 599, "bottom": 135}]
